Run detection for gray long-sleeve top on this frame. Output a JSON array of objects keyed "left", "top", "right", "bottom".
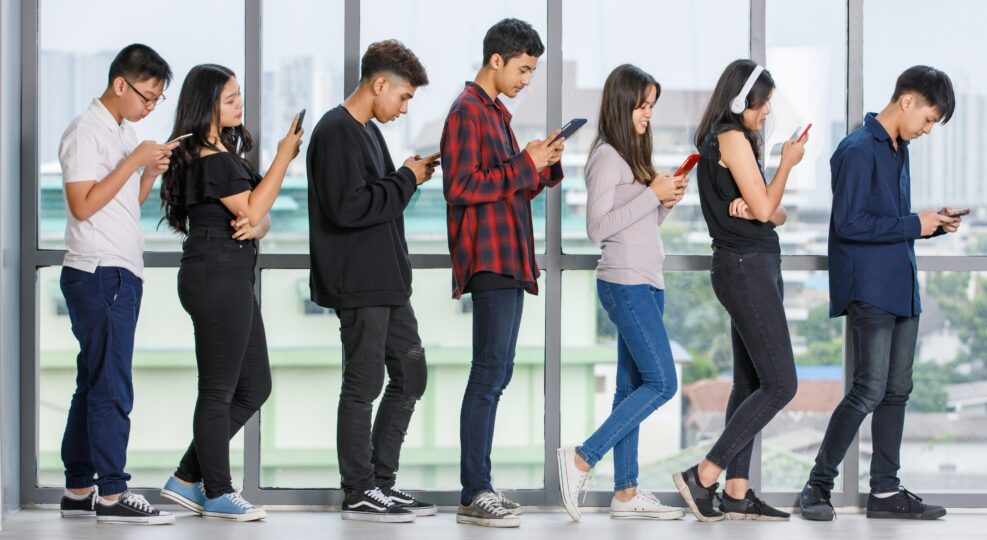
[{"left": 585, "top": 143, "right": 671, "bottom": 289}]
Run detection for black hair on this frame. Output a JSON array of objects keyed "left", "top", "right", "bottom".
[
  {"left": 107, "top": 43, "right": 172, "bottom": 87},
  {"left": 591, "top": 64, "right": 661, "bottom": 185},
  {"left": 360, "top": 39, "right": 429, "bottom": 87},
  {"left": 891, "top": 65, "right": 955, "bottom": 124},
  {"left": 482, "top": 18, "right": 544, "bottom": 66},
  {"left": 160, "top": 64, "right": 254, "bottom": 235},
  {"left": 694, "top": 59, "right": 775, "bottom": 161}
]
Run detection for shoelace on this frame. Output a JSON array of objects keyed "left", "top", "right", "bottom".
[
  {"left": 474, "top": 491, "right": 509, "bottom": 517},
  {"left": 364, "top": 488, "right": 393, "bottom": 507},
  {"left": 638, "top": 490, "right": 672, "bottom": 509},
  {"left": 226, "top": 492, "right": 254, "bottom": 510},
  {"left": 744, "top": 491, "right": 768, "bottom": 515},
  {"left": 810, "top": 484, "right": 837, "bottom": 520},
  {"left": 389, "top": 487, "right": 414, "bottom": 500},
  {"left": 899, "top": 487, "right": 924, "bottom": 510},
  {"left": 493, "top": 489, "right": 516, "bottom": 507},
  {"left": 121, "top": 491, "right": 154, "bottom": 514}
]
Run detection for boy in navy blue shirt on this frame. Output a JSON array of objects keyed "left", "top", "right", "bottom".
[{"left": 801, "top": 66, "right": 960, "bottom": 521}]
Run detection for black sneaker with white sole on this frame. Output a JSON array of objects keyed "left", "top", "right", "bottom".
[
  {"left": 720, "top": 488, "right": 790, "bottom": 521},
  {"left": 866, "top": 487, "right": 946, "bottom": 520},
  {"left": 380, "top": 486, "right": 437, "bottom": 517},
  {"left": 672, "top": 464, "right": 724, "bottom": 522},
  {"left": 341, "top": 487, "right": 416, "bottom": 523},
  {"left": 95, "top": 490, "right": 174, "bottom": 525},
  {"left": 60, "top": 488, "right": 96, "bottom": 518}
]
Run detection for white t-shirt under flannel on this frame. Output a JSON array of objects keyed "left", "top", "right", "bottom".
[{"left": 58, "top": 98, "right": 144, "bottom": 279}]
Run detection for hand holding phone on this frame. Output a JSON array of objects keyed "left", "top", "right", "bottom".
[
  {"left": 294, "top": 108, "right": 306, "bottom": 134},
  {"left": 549, "top": 118, "right": 587, "bottom": 144},
  {"left": 421, "top": 151, "right": 441, "bottom": 165},
  {"left": 790, "top": 123, "right": 812, "bottom": 143},
  {"left": 675, "top": 154, "right": 701, "bottom": 177}
]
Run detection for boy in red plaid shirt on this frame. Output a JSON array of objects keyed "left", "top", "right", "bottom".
[{"left": 440, "top": 17, "right": 565, "bottom": 528}]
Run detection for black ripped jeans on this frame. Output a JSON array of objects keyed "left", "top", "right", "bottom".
[{"left": 336, "top": 301, "right": 427, "bottom": 495}]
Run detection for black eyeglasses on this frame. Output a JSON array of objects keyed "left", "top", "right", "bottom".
[{"left": 124, "top": 79, "right": 166, "bottom": 107}]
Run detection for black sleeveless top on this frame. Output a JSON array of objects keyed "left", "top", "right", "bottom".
[
  {"left": 697, "top": 126, "right": 780, "bottom": 253},
  {"left": 177, "top": 152, "right": 261, "bottom": 231}
]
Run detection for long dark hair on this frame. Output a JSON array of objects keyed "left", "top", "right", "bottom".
[
  {"left": 160, "top": 64, "right": 254, "bottom": 235},
  {"left": 590, "top": 64, "right": 660, "bottom": 185},
  {"left": 694, "top": 59, "right": 774, "bottom": 162}
]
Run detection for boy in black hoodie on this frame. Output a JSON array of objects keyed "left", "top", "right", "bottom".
[{"left": 307, "top": 40, "right": 437, "bottom": 523}]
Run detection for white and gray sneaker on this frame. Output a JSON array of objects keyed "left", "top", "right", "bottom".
[
  {"left": 611, "top": 490, "right": 685, "bottom": 520},
  {"left": 95, "top": 490, "right": 174, "bottom": 525},
  {"left": 457, "top": 489, "right": 520, "bottom": 528},
  {"left": 556, "top": 448, "right": 590, "bottom": 522},
  {"left": 493, "top": 488, "right": 523, "bottom": 515},
  {"left": 341, "top": 487, "right": 416, "bottom": 523}
]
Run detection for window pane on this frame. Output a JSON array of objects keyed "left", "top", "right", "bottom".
[
  {"left": 857, "top": 271, "right": 987, "bottom": 493},
  {"left": 765, "top": 0, "right": 846, "bottom": 255},
  {"left": 864, "top": 0, "right": 987, "bottom": 255},
  {"left": 360, "top": 1, "right": 548, "bottom": 254},
  {"left": 258, "top": 0, "right": 345, "bottom": 254},
  {"left": 560, "top": 0, "right": 750, "bottom": 254},
  {"left": 39, "top": 0, "right": 245, "bottom": 251},
  {"left": 260, "top": 269, "right": 545, "bottom": 489},
  {"left": 39, "top": 267, "right": 226, "bottom": 487}
]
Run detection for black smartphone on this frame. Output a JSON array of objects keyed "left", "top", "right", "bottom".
[
  {"left": 942, "top": 208, "right": 971, "bottom": 218},
  {"left": 294, "top": 109, "right": 306, "bottom": 134},
  {"left": 549, "top": 118, "right": 587, "bottom": 144}
]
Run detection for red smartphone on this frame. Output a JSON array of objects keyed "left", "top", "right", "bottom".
[
  {"left": 794, "top": 123, "right": 812, "bottom": 143},
  {"left": 675, "top": 154, "right": 701, "bottom": 177}
]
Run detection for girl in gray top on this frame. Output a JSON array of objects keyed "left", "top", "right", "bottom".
[{"left": 556, "top": 64, "right": 687, "bottom": 522}]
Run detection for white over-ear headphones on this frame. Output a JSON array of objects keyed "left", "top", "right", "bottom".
[{"left": 730, "top": 64, "right": 765, "bottom": 115}]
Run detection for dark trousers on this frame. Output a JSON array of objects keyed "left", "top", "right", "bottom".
[
  {"left": 459, "top": 288, "right": 524, "bottom": 505},
  {"left": 809, "top": 301, "right": 918, "bottom": 493},
  {"left": 336, "top": 301, "right": 426, "bottom": 495},
  {"left": 60, "top": 266, "right": 143, "bottom": 496},
  {"left": 173, "top": 231, "right": 271, "bottom": 499},
  {"left": 706, "top": 250, "right": 798, "bottom": 480}
]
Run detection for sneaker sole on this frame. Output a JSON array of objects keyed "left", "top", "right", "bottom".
[
  {"left": 160, "top": 488, "right": 204, "bottom": 514},
  {"left": 456, "top": 514, "right": 520, "bottom": 528},
  {"left": 342, "top": 511, "right": 416, "bottom": 523},
  {"left": 611, "top": 509, "right": 685, "bottom": 520},
  {"left": 60, "top": 510, "right": 95, "bottom": 518},
  {"left": 556, "top": 448, "right": 582, "bottom": 522},
  {"left": 800, "top": 506, "right": 836, "bottom": 521},
  {"left": 201, "top": 509, "right": 267, "bottom": 521},
  {"left": 672, "top": 472, "right": 724, "bottom": 522},
  {"left": 96, "top": 514, "right": 175, "bottom": 525},
  {"left": 505, "top": 506, "right": 523, "bottom": 516},
  {"left": 724, "top": 511, "right": 789, "bottom": 521},
  {"left": 866, "top": 508, "right": 947, "bottom": 520},
  {"left": 407, "top": 505, "right": 438, "bottom": 517}
]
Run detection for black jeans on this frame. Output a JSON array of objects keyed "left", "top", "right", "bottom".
[
  {"left": 173, "top": 229, "right": 272, "bottom": 499},
  {"left": 809, "top": 301, "right": 918, "bottom": 493},
  {"left": 706, "top": 250, "right": 798, "bottom": 480},
  {"left": 336, "top": 301, "right": 426, "bottom": 495}
]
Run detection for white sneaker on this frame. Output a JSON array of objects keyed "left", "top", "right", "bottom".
[
  {"left": 611, "top": 490, "right": 685, "bottom": 520},
  {"left": 556, "top": 448, "right": 589, "bottom": 522}
]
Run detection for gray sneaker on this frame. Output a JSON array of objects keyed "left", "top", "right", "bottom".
[
  {"left": 457, "top": 490, "right": 520, "bottom": 528},
  {"left": 493, "top": 488, "right": 523, "bottom": 515}
]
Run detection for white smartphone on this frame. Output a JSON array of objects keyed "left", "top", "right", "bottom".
[{"left": 789, "top": 126, "right": 803, "bottom": 143}]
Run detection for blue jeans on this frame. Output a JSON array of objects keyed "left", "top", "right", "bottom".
[
  {"left": 577, "top": 281, "right": 678, "bottom": 490},
  {"left": 460, "top": 288, "right": 524, "bottom": 505},
  {"left": 809, "top": 301, "right": 918, "bottom": 493},
  {"left": 59, "top": 266, "right": 143, "bottom": 496}
]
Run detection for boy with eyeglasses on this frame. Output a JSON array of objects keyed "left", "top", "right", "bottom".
[{"left": 57, "top": 43, "right": 177, "bottom": 525}]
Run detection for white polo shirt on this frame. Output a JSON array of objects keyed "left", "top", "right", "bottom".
[{"left": 58, "top": 98, "right": 144, "bottom": 279}]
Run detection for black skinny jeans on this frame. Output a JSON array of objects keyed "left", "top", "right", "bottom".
[
  {"left": 706, "top": 249, "right": 798, "bottom": 480},
  {"left": 173, "top": 228, "right": 272, "bottom": 499}
]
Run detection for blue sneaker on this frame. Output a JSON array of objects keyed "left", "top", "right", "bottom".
[
  {"left": 161, "top": 477, "right": 206, "bottom": 514},
  {"left": 201, "top": 492, "right": 266, "bottom": 521}
]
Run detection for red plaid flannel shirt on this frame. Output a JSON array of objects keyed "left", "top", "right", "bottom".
[{"left": 441, "top": 82, "right": 564, "bottom": 299}]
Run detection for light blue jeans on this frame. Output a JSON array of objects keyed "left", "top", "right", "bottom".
[{"left": 576, "top": 280, "right": 678, "bottom": 491}]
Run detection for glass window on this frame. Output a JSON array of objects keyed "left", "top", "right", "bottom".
[
  {"left": 259, "top": 269, "right": 546, "bottom": 489},
  {"left": 38, "top": 0, "right": 245, "bottom": 251},
  {"left": 864, "top": 0, "right": 987, "bottom": 255},
  {"left": 258, "top": 0, "right": 345, "bottom": 254},
  {"left": 560, "top": 0, "right": 750, "bottom": 254},
  {"left": 360, "top": 1, "right": 548, "bottom": 254}
]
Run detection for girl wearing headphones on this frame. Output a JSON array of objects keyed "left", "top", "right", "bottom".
[{"left": 672, "top": 59, "right": 806, "bottom": 522}]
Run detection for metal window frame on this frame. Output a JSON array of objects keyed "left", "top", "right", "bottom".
[{"left": 17, "top": 0, "right": 987, "bottom": 509}]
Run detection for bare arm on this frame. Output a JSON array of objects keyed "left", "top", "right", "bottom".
[{"left": 719, "top": 130, "right": 805, "bottom": 223}]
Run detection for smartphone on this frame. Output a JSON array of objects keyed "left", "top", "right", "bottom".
[
  {"left": 789, "top": 126, "right": 803, "bottom": 143},
  {"left": 549, "top": 118, "right": 587, "bottom": 144},
  {"left": 294, "top": 108, "right": 306, "bottom": 134},
  {"left": 167, "top": 133, "right": 193, "bottom": 144},
  {"left": 422, "top": 151, "right": 441, "bottom": 164},
  {"left": 675, "top": 154, "right": 702, "bottom": 177},
  {"left": 793, "top": 123, "right": 812, "bottom": 143},
  {"left": 942, "top": 208, "right": 971, "bottom": 218}
]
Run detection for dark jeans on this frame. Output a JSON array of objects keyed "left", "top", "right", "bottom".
[
  {"left": 336, "top": 301, "right": 426, "bottom": 495},
  {"left": 173, "top": 230, "right": 272, "bottom": 499},
  {"left": 577, "top": 281, "right": 677, "bottom": 490},
  {"left": 706, "top": 250, "right": 798, "bottom": 480},
  {"left": 459, "top": 288, "right": 524, "bottom": 505},
  {"left": 809, "top": 301, "right": 918, "bottom": 493},
  {"left": 60, "top": 266, "right": 143, "bottom": 496}
]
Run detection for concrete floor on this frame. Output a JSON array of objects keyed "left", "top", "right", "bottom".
[{"left": 1, "top": 507, "right": 985, "bottom": 540}]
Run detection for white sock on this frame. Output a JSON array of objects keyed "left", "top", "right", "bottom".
[
  {"left": 98, "top": 495, "right": 121, "bottom": 505},
  {"left": 873, "top": 491, "right": 899, "bottom": 499},
  {"left": 63, "top": 488, "right": 94, "bottom": 500}
]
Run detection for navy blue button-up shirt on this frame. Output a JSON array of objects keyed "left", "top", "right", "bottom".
[{"left": 828, "top": 113, "right": 925, "bottom": 318}]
